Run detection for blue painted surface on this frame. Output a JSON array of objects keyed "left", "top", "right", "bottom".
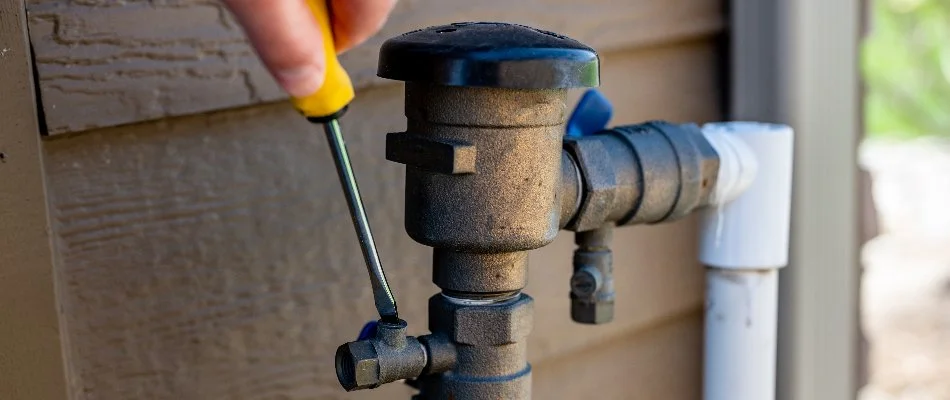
[
  {"left": 566, "top": 89, "right": 612, "bottom": 137},
  {"left": 357, "top": 320, "right": 378, "bottom": 341}
]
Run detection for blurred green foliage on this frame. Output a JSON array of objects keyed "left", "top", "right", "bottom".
[{"left": 864, "top": 0, "right": 950, "bottom": 138}]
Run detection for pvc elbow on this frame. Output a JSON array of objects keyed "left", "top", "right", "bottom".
[{"left": 699, "top": 122, "right": 794, "bottom": 270}]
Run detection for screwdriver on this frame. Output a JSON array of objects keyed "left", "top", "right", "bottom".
[{"left": 292, "top": 0, "right": 398, "bottom": 323}]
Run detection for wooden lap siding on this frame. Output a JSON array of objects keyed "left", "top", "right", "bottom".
[
  {"left": 26, "top": 0, "right": 724, "bottom": 135},
  {"left": 27, "top": 1, "right": 725, "bottom": 398}
]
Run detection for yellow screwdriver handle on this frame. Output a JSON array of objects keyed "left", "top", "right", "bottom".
[{"left": 292, "top": 0, "right": 355, "bottom": 119}]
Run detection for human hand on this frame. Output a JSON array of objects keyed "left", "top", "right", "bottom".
[{"left": 223, "top": 0, "right": 396, "bottom": 97}]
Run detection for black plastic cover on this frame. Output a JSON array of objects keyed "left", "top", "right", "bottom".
[{"left": 377, "top": 22, "right": 600, "bottom": 89}]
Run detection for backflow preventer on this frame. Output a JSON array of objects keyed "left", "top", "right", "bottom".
[{"left": 331, "top": 22, "right": 791, "bottom": 400}]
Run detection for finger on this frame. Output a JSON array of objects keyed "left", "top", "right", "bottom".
[
  {"left": 223, "top": 0, "right": 325, "bottom": 97},
  {"left": 331, "top": 0, "right": 397, "bottom": 53}
]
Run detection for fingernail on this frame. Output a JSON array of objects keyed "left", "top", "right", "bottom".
[{"left": 275, "top": 64, "right": 324, "bottom": 98}]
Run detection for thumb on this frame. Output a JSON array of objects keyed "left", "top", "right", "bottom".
[{"left": 223, "top": 0, "right": 326, "bottom": 97}]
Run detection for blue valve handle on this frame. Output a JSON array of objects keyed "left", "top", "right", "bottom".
[
  {"left": 566, "top": 89, "right": 613, "bottom": 137},
  {"left": 357, "top": 320, "right": 379, "bottom": 341}
]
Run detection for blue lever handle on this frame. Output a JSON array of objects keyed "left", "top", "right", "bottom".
[
  {"left": 566, "top": 89, "right": 613, "bottom": 137},
  {"left": 357, "top": 320, "right": 378, "bottom": 341}
]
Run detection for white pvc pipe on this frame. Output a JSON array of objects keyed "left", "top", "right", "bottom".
[
  {"left": 705, "top": 268, "right": 779, "bottom": 400},
  {"left": 699, "top": 122, "right": 794, "bottom": 400}
]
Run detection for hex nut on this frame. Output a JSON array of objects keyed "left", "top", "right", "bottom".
[
  {"left": 656, "top": 122, "right": 720, "bottom": 220},
  {"left": 455, "top": 296, "right": 534, "bottom": 346},
  {"left": 571, "top": 299, "right": 614, "bottom": 325},
  {"left": 431, "top": 294, "right": 534, "bottom": 346},
  {"left": 564, "top": 137, "right": 618, "bottom": 232},
  {"left": 693, "top": 133, "right": 721, "bottom": 206},
  {"left": 336, "top": 341, "right": 381, "bottom": 391}
]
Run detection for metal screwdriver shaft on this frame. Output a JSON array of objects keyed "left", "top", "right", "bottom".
[
  {"left": 321, "top": 118, "right": 399, "bottom": 322},
  {"left": 292, "top": 0, "right": 399, "bottom": 322}
]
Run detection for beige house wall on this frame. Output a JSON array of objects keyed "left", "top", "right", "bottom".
[{"left": 3, "top": 0, "right": 727, "bottom": 398}]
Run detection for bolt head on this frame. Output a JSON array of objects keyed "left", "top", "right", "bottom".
[{"left": 570, "top": 267, "right": 602, "bottom": 297}]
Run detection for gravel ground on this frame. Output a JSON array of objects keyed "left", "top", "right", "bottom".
[{"left": 859, "top": 138, "right": 950, "bottom": 400}]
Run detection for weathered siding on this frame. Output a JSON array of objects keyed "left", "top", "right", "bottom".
[
  {"left": 32, "top": 2, "right": 724, "bottom": 399},
  {"left": 26, "top": 0, "right": 724, "bottom": 135},
  {"left": 533, "top": 313, "right": 703, "bottom": 400}
]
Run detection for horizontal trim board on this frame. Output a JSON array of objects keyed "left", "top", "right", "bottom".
[{"left": 0, "top": 0, "right": 68, "bottom": 398}]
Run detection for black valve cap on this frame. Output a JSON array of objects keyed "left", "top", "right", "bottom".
[{"left": 377, "top": 22, "right": 599, "bottom": 89}]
